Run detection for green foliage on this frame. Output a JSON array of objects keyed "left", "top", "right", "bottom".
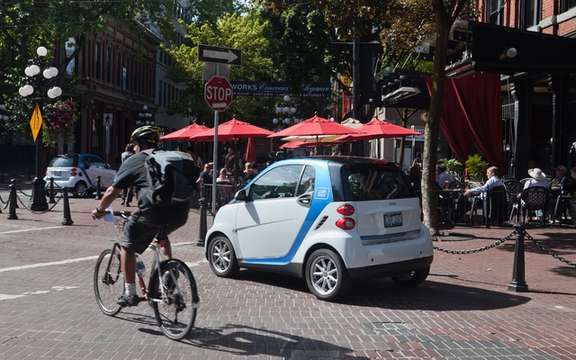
[
  {"left": 439, "top": 158, "right": 463, "bottom": 183},
  {"left": 465, "top": 154, "right": 488, "bottom": 182}
]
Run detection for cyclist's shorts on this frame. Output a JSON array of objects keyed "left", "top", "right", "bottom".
[{"left": 119, "top": 208, "right": 188, "bottom": 254}]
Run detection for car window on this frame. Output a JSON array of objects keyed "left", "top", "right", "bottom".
[
  {"left": 49, "top": 156, "right": 75, "bottom": 167},
  {"left": 90, "top": 156, "right": 108, "bottom": 169},
  {"left": 251, "top": 165, "right": 303, "bottom": 200},
  {"left": 343, "top": 163, "right": 416, "bottom": 201},
  {"left": 296, "top": 165, "right": 315, "bottom": 196}
]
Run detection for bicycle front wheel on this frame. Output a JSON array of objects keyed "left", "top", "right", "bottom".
[
  {"left": 93, "top": 248, "right": 123, "bottom": 316},
  {"left": 150, "top": 259, "right": 199, "bottom": 340}
]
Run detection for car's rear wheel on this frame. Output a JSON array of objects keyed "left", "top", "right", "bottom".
[
  {"left": 207, "top": 235, "right": 238, "bottom": 277},
  {"left": 305, "top": 249, "right": 348, "bottom": 301},
  {"left": 392, "top": 266, "right": 430, "bottom": 287},
  {"left": 73, "top": 181, "right": 88, "bottom": 198}
]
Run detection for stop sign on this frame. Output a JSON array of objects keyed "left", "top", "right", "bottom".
[{"left": 204, "top": 76, "right": 233, "bottom": 111}]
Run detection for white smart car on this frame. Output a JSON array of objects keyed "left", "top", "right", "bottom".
[{"left": 205, "top": 157, "right": 433, "bottom": 300}]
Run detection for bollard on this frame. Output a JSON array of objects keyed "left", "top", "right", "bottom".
[
  {"left": 95, "top": 176, "right": 102, "bottom": 200},
  {"left": 61, "top": 187, "right": 74, "bottom": 226},
  {"left": 196, "top": 197, "right": 207, "bottom": 247},
  {"left": 8, "top": 179, "right": 18, "bottom": 220},
  {"left": 49, "top": 177, "right": 56, "bottom": 204},
  {"left": 508, "top": 224, "right": 528, "bottom": 292}
]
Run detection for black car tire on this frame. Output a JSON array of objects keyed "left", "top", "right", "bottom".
[{"left": 305, "top": 248, "right": 348, "bottom": 301}]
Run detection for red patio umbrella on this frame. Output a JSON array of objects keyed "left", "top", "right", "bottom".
[
  {"left": 160, "top": 123, "right": 209, "bottom": 141},
  {"left": 244, "top": 137, "right": 256, "bottom": 162},
  {"left": 189, "top": 117, "right": 273, "bottom": 141},
  {"left": 338, "top": 118, "right": 420, "bottom": 141},
  {"left": 269, "top": 114, "right": 358, "bottom": 139}
]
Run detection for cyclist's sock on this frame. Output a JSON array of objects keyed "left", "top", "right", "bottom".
[{"left": 124, "top": 282, "right": 136, "bottom": 296}]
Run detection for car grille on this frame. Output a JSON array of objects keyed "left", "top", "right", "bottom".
[{"left": 360, "top": 230, "right": 421, "bottom": 246}]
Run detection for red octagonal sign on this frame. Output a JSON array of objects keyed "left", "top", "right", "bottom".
[{"left": 204, "top": 76, "right": 233, "bottom": 112}]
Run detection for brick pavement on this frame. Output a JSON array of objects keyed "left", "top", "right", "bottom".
[{"left": 0, "top": 195, "right": 575, "bottom": 359}]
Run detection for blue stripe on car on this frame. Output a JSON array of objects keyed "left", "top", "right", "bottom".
[{"left": 243, "top": 161, "right": 333, "bottom": 266}]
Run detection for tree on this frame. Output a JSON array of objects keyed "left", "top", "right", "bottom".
[{"left": 167, "top": 11, "right": 278, "bottom": 124}]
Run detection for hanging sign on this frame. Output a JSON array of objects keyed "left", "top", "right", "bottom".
[{"left": 29, "top": 104, "right": 43, "bottom": 141}]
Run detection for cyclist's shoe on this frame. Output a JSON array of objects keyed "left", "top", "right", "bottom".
[{"left": 117, "top": 294, "right": 140, "bottom": 307}]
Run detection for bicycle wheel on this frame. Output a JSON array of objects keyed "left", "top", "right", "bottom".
[
  {"left": 149, "top": 259, "right": 199, "bottom": 340},
  {"left": 93, "top": 248, "right": 123, "bottom": 316}
]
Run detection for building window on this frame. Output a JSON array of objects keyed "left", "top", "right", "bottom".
[
  {"left": 106, "top": 44, "right": 112, "bottom": 83},
  {"left": 95, "top": 42, "right": 101, "bottom": 80},
  {"left": 521, "top": 0, "right": 541, "bottom": 28},
  {"left": 486, "top": 0, "right": 505, "bottom": 24},
  {"left": 561, "top": 0, "right": 576, "bottom": 12}
]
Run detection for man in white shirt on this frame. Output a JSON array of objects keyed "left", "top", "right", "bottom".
[
  {"left": 464, "top": 166, "right": 505, "bottom": 198},
  {"left": 524, "top": 168, "right": 550, "bottom": 189}
]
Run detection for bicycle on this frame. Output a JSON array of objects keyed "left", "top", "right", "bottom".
[{"left": 93, "top": 211, "right": 199, "bottom": 340}]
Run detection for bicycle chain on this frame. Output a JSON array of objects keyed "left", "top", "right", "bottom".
[
  {"left": 525, "top": 232, "right": 576, "bottom": 268},
  {"left": 432, "top": 230, "right": 517, "bottom": 255}
]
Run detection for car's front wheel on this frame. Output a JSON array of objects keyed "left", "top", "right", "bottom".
[
  {"left": 73, "top": 181, "right": 88, "bottom": 198},
  {"left": 207, "top": 235, "right": 238, "bottom": 277},
  {"left": 392, "top": 266, "right": 430, "bottom": 287},
  {"left": 305, "top": 249, "right": 348, "bottom": 301}
]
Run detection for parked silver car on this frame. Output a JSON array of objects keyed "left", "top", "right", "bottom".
[{"left": 44, "top": 153, "right": 116, "bottom": 197}]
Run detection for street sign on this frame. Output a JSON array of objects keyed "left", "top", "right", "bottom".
[
  {"left": 198, "top": 44, "right": 241, "bottom": 65},
  {"left": 204, "top": 76, "right": 234, "bottom": 112},
  {"left": 29, "top": 104, "right": 43, "bottom": 141},
  {"left": 202, "top": 62, "right": 230, "bottom": 82}
]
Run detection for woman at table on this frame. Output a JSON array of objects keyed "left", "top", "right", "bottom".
[{"left": 464, "top": 166, "right": 505, "bottom": 199}]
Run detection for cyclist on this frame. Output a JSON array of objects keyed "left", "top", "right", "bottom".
[{"left": 92, "top": 126, "right": 190, "bottom": 307}]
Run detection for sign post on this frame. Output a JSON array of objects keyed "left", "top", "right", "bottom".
[{"left": 200, "top": 45, "right": 241, "bottom": 215}]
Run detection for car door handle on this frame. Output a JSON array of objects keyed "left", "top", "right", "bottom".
[{"left": 297, "top": 193, "right": 312, "bottom": 207}]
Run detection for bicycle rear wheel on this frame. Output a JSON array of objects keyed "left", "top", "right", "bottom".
[
  {"left": 150, "top": 259, "right": 199, "bottom": 340},
  {"left": 93, "top": 248, "right": 123, "bottom": 316}
]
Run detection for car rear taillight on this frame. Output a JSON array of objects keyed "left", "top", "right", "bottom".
[
  {"left": 335, "top": 217, "right": 355, "bottom": 230},
  {"left": 70, "top": 167, "right": 77, "bottom": 176},
  {"left": 337, "top": 203, "right": 355, "bottom": 216}
]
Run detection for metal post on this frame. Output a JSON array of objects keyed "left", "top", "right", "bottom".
[
  {"left": 197, "top": 197, "right": 208, "bottom": 247},
  {"left": 212, "top": 110, "right": 219, "bottom": 215},
  {"left": 8, "top": 179, "right": 18, "bottom": 220},
  {"left": 49, "top": 177, "right": 56, "bottom": 204},
  {"left": 31, "top": 113, "right": 48, "bottom": 211},
  {"left": 508, "top": 224, "right": 528, "bottom": 292},
  {"left": 61, "top": 187, "right": 73, "bottom": 226},
  {"left": 95, "top": 176, "right": 102, "bottom": 200}
]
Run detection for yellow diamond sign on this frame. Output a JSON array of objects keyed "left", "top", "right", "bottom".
[{"left": 29, "top": 104, "right": 43, "bottom": 142}]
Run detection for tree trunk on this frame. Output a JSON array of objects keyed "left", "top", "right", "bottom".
[{"left": 421, "top": 0, "right": 451, "bottom": 234}]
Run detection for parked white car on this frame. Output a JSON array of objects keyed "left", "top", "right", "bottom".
[
  {"left": 205, "top": 157, "right": 433, "bottom": 300},
  {"left": 44, "top": 153, "right": 116, "bottom": 197}
]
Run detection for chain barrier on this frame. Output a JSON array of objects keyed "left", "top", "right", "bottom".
[
  {"left": 0, "top": 193, "right": 6, "bottom": 205},
  {"left": 432, "top": 230, "right": 518, "bottom": 255},
  {"left": 16, "top": 193, "right": 63, "bottom": 214},
  {"left": 17, "top": 190, "right": 33, "bottom": 198},
  {"left": 525, "top": 232, "right": 576, "bottom": 268}
]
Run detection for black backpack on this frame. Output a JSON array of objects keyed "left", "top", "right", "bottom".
[{"left": 144, "top": 149, "right": 200, "bottom": 207}]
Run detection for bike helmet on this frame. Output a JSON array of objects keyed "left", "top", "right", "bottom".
[{"left": 130, "top": 125, "right": 160, "bottom": 146}]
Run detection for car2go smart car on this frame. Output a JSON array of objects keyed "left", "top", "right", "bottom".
[
  {"left": 205, "top": 157, "right": 433, "bottom": 301},
  {"left": 44, "top": 153, "right": 116, "bottom": 197}
]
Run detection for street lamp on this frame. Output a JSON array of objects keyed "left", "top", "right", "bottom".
[
  {"left": 272, "top": 95, "right": 298, "bottom": 131},
  {"left": 19, "top": 46, "right": 62, "bottom": 211}
]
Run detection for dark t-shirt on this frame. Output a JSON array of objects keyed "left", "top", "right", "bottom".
[{"left": 112, "top": 152, "right": 155, "bottom": 214}]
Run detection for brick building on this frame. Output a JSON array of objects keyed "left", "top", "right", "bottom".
[{"left": 474, "top": 0, "right": 576, "bottom": 176}]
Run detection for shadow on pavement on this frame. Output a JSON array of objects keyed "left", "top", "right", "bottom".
[
  {"left": 230, "top": 271, "right": 531, "bottom": 311},
  {"left": 139, "top": 324, "right": 369, "bottom": 359}
]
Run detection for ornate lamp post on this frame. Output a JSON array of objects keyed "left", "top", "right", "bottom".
[
  {"left": 272, "top": 95, "right": 298, "bottom": 131},
  {"left": 18, "top": 46, "right": 62, "bottom": 211}
]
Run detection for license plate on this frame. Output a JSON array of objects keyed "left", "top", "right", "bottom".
[{"left": 384, "top": 213, "right": 403, "bottom": 227}]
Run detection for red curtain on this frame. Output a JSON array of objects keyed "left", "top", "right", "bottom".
[{"left": 426, "top": 72, "right": 504, "bottom": 169}]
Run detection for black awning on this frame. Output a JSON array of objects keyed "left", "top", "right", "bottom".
[{"left": 449, "top": 21, "right": 576, "bottom": 77}]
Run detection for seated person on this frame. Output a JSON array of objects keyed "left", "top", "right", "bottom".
[
  {"left": 524, "top": 168, "right": 550, "bottom": 190},
  {"left": 216, "top": 168, "right": 232, "bottom": 185},
  {"left": 243, "top": 162, "right": 258, "bottom": 181},
  {"left": 464, "top": 166, "right": 504, "bottom": 199},
  {"left": 196, "top": 162, "right": 213, "bottom": 186},
  {"left": 436, "top": 165, "right": 455, "bottom": 189},
  {"left": 550, "top": 165, "right": 569, "bottom": 193},
  {"left": 566, "top": 167, "right": 576, "bottom": 225}
]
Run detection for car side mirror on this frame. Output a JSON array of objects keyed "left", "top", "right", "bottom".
[{"left": 235, "top": 189, "right": 249, "bottom": 202}]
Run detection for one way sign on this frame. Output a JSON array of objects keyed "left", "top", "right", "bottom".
[{"left": 198, "top": 44, "right": 242, "bottom": 66}]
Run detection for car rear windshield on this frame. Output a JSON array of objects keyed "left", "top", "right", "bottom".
[
  {"left": 49, "top": 156, "right": 75, "bottom": 167},
  {"left": 342, "top": 163, "right": 416, "bottom": 201}
]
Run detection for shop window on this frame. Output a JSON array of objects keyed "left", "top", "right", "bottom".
[
  {"left": 561, "top": 0, "right": 576, "bottom": 12},
  {"left": 95, "top": 42, "right": 101, "bottom": 80},
  {"left": 486, "top": 0, "right": 505, "bottom": 24},
  {"left": 521, "top": 0, "right": 541, "bottom": 28}
]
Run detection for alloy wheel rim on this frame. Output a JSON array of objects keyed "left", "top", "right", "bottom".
[
  {"left": 211, "top": 240, "right": 231, "bottom": 273},
  {"left": 310, "top": 256, "right": 338, "bottom": 296}
]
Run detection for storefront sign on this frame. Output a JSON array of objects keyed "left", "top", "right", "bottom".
[{"left": 231, "top": 81, "right": 331, "bottom": 97}]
